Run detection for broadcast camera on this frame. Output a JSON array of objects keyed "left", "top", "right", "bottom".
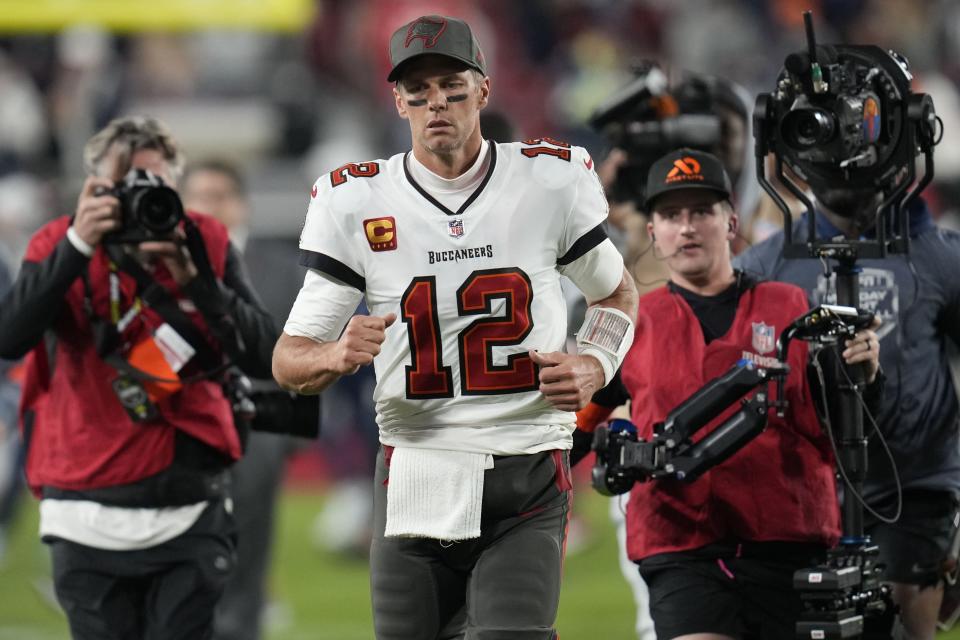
[
  {"left": 753, "top": 11, "right": 939, "bottom": 258},
  {"left": 98, "top": 168, "right": 186, "bottom": 244},
  {"left": 589, "top": 63, "right": 744, "bottom": 208}
]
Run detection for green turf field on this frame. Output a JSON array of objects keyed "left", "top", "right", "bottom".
[{"left": 1, "top": 486, "right": 959, "bottom": 639}]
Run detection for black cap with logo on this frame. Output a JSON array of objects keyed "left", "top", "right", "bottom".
[
  {"left": 643, "top": 148, "right": 733, "bottom": 212},
  {"left": 387, "top": 15, "right": 487, "bottom": 83}
]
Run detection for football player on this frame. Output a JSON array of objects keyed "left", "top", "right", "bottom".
[{"left": 273, "top": 14, "right": 638, "bottom": 640}]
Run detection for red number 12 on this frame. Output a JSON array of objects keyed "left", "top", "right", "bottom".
[{"left": 400, "top": 268, "right": 537, "bottom": 399}]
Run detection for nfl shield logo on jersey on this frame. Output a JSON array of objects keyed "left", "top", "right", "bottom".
[
  {"left": 751, "top": 322, "right": 775, "bottom": 354},
  {"left": 448, "top": 219, "right": 464, "bottom": 238}
]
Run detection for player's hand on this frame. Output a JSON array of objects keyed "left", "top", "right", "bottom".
[
  {"left": 139, "top": 228, "right": 198, "bottom": 285},
  {"left": 332, "top": 313, "right": 397, "bottom": 375},
  {"left": 841, "top": 316, "right": 881, "bottom": 384},
  {"left": 529, "top": 349, "right": 604, "bottom": 412},
  {"left": 73, "top": 176, "right": 121, "bottom": 247}
]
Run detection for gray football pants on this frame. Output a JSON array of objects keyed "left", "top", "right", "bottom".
[{"left": 370, "top": 447, "right": 572, "bottom": 640}]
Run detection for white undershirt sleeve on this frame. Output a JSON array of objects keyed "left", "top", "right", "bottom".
[
  {"left": 283, "top": 269, "right": 364, "bottom": 342},
  {"left": 558, "top": 238, "right": 625, "bottom": 302}
]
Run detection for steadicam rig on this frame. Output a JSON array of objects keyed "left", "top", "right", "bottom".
[{"left": 752, "top": 12, "right": 933, "bottom": 637}]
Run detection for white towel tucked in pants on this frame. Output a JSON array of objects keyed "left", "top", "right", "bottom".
[{"left": 384, "top": 447, "right": 494, "bottom": 541}]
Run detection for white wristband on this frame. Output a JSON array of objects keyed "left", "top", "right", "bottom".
[{"left": 576, "top": 306, "right": 635, "bottom": 387}]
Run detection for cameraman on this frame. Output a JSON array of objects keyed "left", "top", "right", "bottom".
[
  {"left": 0, "top": 115, "right": 277, "bottom": 639},
  {"left": 577, "top": 148, "right": 883, "bottom": 639},
  {"left": 736, "top": 187, "right": 960, "bottom": 639}
]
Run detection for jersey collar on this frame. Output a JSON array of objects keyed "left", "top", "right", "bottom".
[{"left": 403, "top": 141, "right": 498, "bottom": 217}]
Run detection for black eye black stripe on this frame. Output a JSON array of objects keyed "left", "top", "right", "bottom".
[{"left": 406, "top": 93, "right": 469, "bottom": 107}]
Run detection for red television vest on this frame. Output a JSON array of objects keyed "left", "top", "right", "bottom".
[
  {"left": 623, "top": 281, "right": 840, "bottom": 561},
  {"left": 19, "top": 212, "right": 241, "bottom": 494}
]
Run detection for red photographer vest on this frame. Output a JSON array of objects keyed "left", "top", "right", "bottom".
[
  {"left": 19, "top": 212, "right": 241, "bottom": 494},
  {"left": 622, "top": 282, "right": 840, "bottom": 561}
]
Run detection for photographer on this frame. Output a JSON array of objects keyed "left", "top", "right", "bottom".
[
  {"left": 0, "top": 115, "right": 277, "bottom": 639},
  {"left": 737, "top": 190, "right": 960, "bottom": 639},
  {"left": 578, "top": 148, "right": 883, "bottom": 639}
]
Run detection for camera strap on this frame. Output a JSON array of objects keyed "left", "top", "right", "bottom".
[
  {"left": 107, "top": 263, "right": 142, "bottom": 331},
  {"left": 181, "top": 215, "right": 218, "bottom": 285},
  {"left": 82, "top": 245, "right": 226, "bottom": 385},
  {"left": 113, "top": 243, "right": 221, "bottom": 367}
]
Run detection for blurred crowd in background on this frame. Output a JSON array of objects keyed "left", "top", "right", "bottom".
[
  {"left": 4, "top": 0, "right": 960, "bottom": 255},
  {"left": 3, "top": 0, "right": 960, "bottom": 593}
]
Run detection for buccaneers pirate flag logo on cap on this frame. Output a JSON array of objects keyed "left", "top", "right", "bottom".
[
  {"left": 405, "top": 15, "right": 446, "bottom": 49},
  {"left": 387, "top": 15, "right": 487, "bottom": 82}
]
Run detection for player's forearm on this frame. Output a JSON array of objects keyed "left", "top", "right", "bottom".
[
  {"left": 272, "top": 332, "right": 343, "bottom": 395},
  {"left": 588, "top": 267, "right": 638, "bottom": 323},
  {"left": 574, "top": 267, "right": 637, "bottom": 389}
]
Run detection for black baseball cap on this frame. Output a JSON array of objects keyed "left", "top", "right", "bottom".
[
  {"left": 387, "top": 15, "right": 487, "bottom": 83},
  {"left": 643, "top": 148, "right": 733, "bottom": 212}
]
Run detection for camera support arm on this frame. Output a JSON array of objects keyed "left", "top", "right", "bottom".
[
  {"left": 591, "top": 303, "right": 873, "bottom": 496},
  {"left": 591, "top": 360, "right": 787, "bottom": 494},
  {"left": 658, "top": 360, "right": 782, "bottom": 446},
  {"left": 666, "top": 392, "right": 770, "bottom": 482}
]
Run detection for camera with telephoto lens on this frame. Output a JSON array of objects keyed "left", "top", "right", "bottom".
[
  {"left": 98, "top": 168, "right": 185, "bottom": 244},
  {"left": 223, "top": 369, "right": 320, "bottom": 440}
]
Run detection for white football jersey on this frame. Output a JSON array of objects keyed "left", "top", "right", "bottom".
[{"left": 298, "top": 139, "right": 618, "bottom": 455}]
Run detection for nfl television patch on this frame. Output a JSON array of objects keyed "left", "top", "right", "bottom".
[
  {"left": 364, "top": 216, "right": 397, "bottom": 252},
  {"left": 751, "top": 322, "right": 775, "bottom": 354}
]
